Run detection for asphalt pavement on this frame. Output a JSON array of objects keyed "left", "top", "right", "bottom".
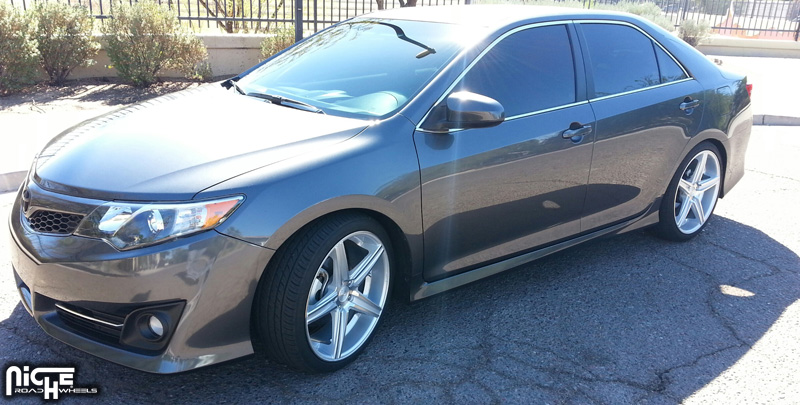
[{"left": 0, "top": 125, "right": 798, "bottom": 403}]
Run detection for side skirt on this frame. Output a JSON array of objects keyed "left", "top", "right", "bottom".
[{"left": 408, "top": 208, "right": 660, "bottom": 301}]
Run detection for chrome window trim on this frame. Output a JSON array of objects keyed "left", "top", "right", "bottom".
[
  {"left": 417, "top": 100, "right": 591, "bottom": 134},
  {"left": 588, "top": 77, "right": 694, "bottom": 103},
  {"left": 505, "top": 100, "right": 590, "bottom": 121},
  {"left": 415, "top": 21, "right": 575, "bottom": 134},
  {"left": 575, "top": 19, "right": 695, "bottom": 102}
]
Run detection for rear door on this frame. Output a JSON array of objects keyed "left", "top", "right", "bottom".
[
  {"left": 415, "top": 23, "right": 597, "bottom": 281},
  {"left": 575, "top": 22, "right": 705, "bottom": 231}
]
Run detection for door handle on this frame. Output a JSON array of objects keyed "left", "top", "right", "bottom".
[
  {"left": 680, "top": 99, "right": 701, "bottom": 111},
  {"left": 562, "top": 124, "right": 592, "bottom": 139}
]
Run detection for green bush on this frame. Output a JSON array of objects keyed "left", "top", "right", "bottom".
[
  {"left": 680, "top": 19, "right": 711, "bottom": 47},
  {"left": 261, "top": 27, "right": 295, "bottom": 60},
  {"left": 103, "top": 1, "right": 207, "bottom": 87},
  {"left": 33, "top": 2, "right": 100, "bottom": 85},
  {"left": 0, "top": 3, "right": 39, "bottom": 94}
]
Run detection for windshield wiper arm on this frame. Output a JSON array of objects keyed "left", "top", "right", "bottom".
[
  {"left": 221, "top": 76, "right": 243, "bottom": 91},
  {"left": 376, "top": 22, "right": 436, "bottom": 59},
  {"left": 245, "top": 92, "right": 325, "bottom": 114}
]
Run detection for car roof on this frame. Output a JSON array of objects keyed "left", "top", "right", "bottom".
[{"left": 358, "top": 4, "right": 633, "bottom": 28}]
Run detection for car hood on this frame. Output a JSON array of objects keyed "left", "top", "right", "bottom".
[{"left": 33, "top": 85, "right": 369, "bottom": 201}]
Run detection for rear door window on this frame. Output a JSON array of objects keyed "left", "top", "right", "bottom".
[{"left": 580, "top": 24, "right": 662, "bottom": 97}]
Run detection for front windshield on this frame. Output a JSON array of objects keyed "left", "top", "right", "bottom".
[{"left": 236, "top": 18, "right": 483, "bottom": 119}]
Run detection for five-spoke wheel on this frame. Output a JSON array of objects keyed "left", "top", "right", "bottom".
[
  {"left": 305, "top": 231, "right": 390, "bottom": 362},
  {"left": 656, "top": 142, "right": 722, "bottom": 241},
  {"left": 253, "top": 213, "right": 392, "bottom": 372}
]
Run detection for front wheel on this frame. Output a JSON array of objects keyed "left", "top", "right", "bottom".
[
  {"left": 654, "top": 142, "right": 722, "bottom": 241},
  {"left": 253, "top": 213, "right": 392, "bottom": 372}
]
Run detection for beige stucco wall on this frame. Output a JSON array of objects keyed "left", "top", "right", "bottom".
[
  {"left": 70, "top": 34, "right": 268, "bottom": 80},
  {"left": 698, "top": 35, "right": 800, "bottom": 58}
]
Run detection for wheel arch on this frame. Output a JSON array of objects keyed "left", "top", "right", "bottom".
[
  {"left": 261, "top": 200, "right": 420, "bottom": 299},
  {"left": 704, "top": 137, "right": 728, "bottom": 197}
]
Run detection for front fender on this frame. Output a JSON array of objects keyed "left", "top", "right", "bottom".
[{"left": 198, "top": 114, "right": 424, "bottom": 277}]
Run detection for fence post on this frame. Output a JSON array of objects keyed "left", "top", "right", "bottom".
[
  {"left": 795, "top": 19, "right": 800, "bottom": 41},
  {"left": 313, "top": 0, "right": 318, "bottom": 33},
  {"left": 295, "top": 0, "right": 304, "bottom": 42}
]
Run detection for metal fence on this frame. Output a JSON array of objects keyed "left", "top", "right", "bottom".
[
  {"left": 584, "top": 0, "right": 800, "bottom": 40},
  {"left": 651, "top": 0, "right": 800, "bottom": 40},
  {"left": 7, "top": 0, "right": 800, "bottom": 40},
  {"left": 7, "top": 0, "right": 465, "bottom": 36}
]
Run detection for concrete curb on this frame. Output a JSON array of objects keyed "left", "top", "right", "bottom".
[
  {"left": 754, "top": 115, "right": 800, "bottom": 126},
  {"left": 0, "top": 171, "right": 25, "bottom": 194},
  {"left": 698, "top": 36, "right": 800, "bottom": 59}
]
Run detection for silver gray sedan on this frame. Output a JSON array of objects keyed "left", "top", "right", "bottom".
[{"left": 9, "top": 5, "right": 752, "bottom": 373}]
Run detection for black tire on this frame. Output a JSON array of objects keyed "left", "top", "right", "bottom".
[
  {"left": 654, "top": 142, "right": 723, "bottom": 242},
  {"left": 252, "top": 213, "right": 393, "bottom": 373}
]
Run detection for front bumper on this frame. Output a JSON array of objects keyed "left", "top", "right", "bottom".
[{"left": 8, "top": 183, "right": 274, "bottom": 373}]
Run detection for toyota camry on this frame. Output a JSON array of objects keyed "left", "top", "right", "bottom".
[{"left": 8, "top": 5, "right": 752, "bottom": 373}]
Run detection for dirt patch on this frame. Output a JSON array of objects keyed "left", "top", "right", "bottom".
[{"left": 0, "top": 78, "right": 205, "bottom": 114}]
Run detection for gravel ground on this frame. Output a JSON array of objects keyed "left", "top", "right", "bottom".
[{"left": 0, "top": 119, "right": 798, "bottom": 403}]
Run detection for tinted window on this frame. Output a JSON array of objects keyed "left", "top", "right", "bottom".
[
  {"left": 582, "top": 24, "right": 660, "bottom": 97},
  {"left": 655, "top": 45, "right": 688, "bottom": 83},
  {"left": 237, "top": 20, "right": 483, "bottom": 119},
  {"left": 455, "top": 25, "right": 576, "bottom": 117}
]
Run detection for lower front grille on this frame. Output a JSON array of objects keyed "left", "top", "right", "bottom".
[
  {"left": 55, "top": 303, "right": 124, "bottom": 344},
  {"left": 27, "top": 210, "right": 84, "bottom": 234}
]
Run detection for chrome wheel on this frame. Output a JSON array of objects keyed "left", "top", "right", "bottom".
[
  {"left": 305, "top": 231, "right": 390, "bottom": 362},
  {"left": 673, "top": 149, "right": 721, "bottom": 234}
]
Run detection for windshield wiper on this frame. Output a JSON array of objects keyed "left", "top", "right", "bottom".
[
  {"left": 245, "top": 91, "right": 325, "bottom": 114},
  {"left": 224, "top": 78, "right": 323, "bottom": 114},
  {"left": 376, "top": 22, "right": 436, "bottom": 59}
]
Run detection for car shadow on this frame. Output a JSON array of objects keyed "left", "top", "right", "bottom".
[{"left": 1, "top": 215, "right": 797, "bottom": 403}]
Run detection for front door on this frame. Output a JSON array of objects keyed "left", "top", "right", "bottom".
[{"left": 414, "top": 23, "right": 597, "bottom": 281}]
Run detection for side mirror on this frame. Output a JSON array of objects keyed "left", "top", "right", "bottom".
[{"left": 421, "top": 91, "right": 505, "bottom": 132}]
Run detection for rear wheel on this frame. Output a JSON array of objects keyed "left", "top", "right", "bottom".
[
  {"left": 253, "top": 213, "right": 392, "bottom": 372},
  {"left": 655, "top": 142, "right": 722, "bottom": 241}
]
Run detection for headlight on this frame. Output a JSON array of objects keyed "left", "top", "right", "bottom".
[{"left": 75, "top": 196, "right": 244, "bottom": 250}]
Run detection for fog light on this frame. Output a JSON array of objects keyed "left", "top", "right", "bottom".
[{"left": 148, "top": 315, "right": 164, "bottom": 338}]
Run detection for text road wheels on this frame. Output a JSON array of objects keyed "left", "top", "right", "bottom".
[
  {"left": 254, "top": 213, "right": 392, "bottom": 372},
  {"left": 656, "top": 142, "right": 722, "bottom": 241}
]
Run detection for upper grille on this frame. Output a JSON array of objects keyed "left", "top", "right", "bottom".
[{"left": 27, "top": 210, "right": 84, "bottom": 234}]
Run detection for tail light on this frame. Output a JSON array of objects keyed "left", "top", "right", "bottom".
[{"left": 746, "top": 84, "right": 753, "bottom": 97}]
